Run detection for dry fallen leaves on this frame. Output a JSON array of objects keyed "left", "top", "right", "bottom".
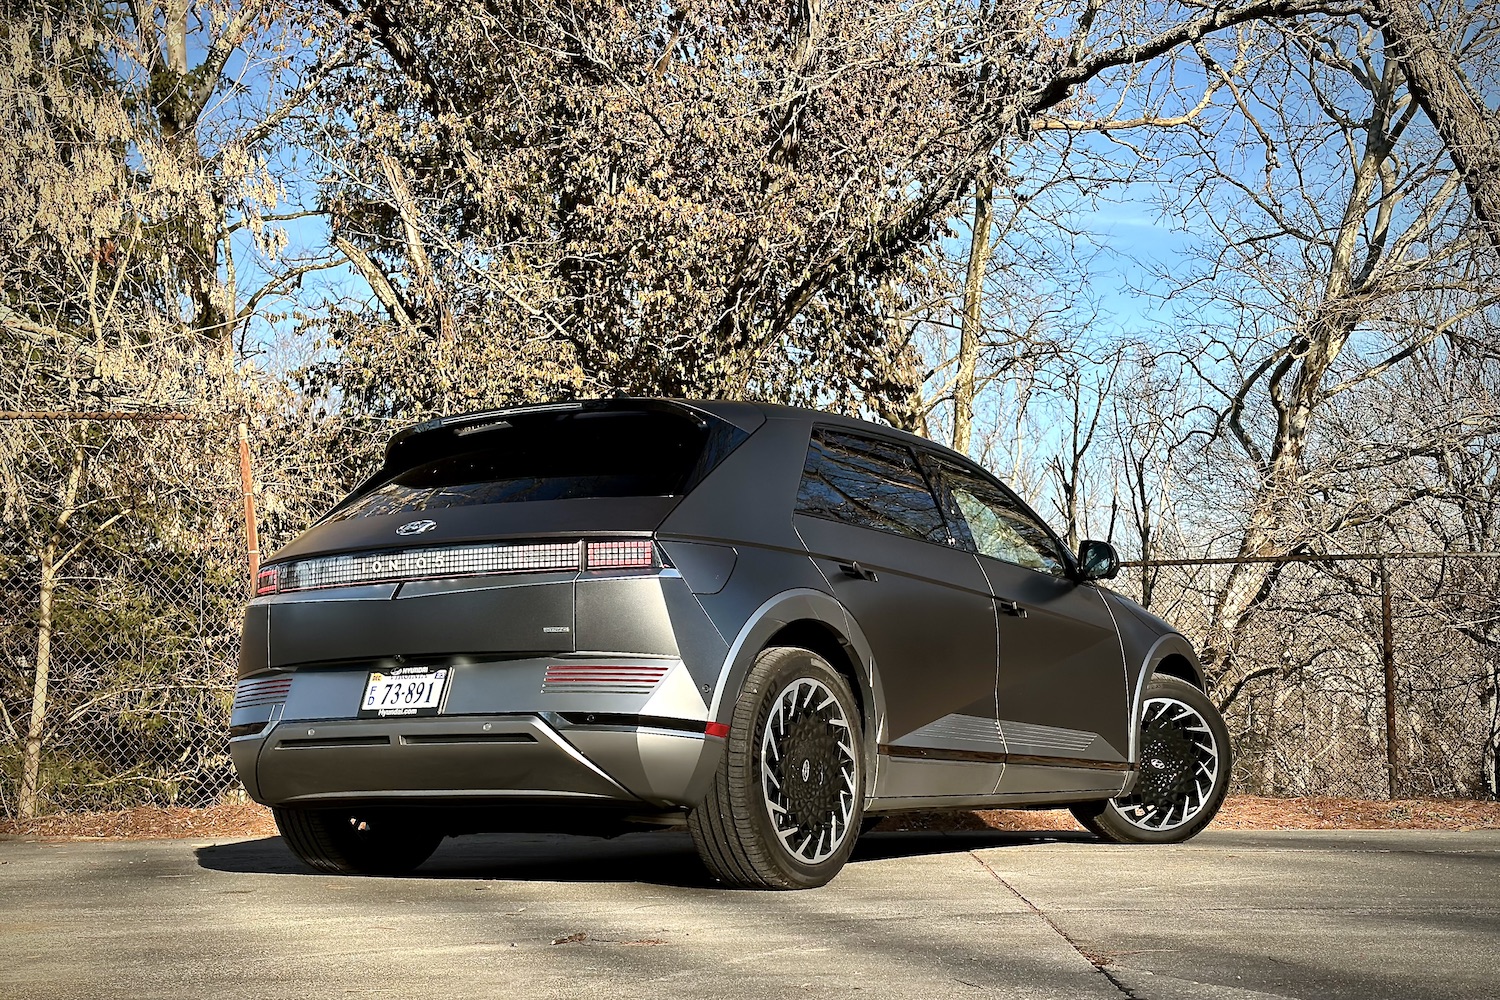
[{"left": 3, "top": 795, "right": 1499, "bottom": 843}]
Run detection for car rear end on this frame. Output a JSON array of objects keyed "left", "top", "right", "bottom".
[{"left": 229, "top": 401, "right": 753, "bottom": 829}]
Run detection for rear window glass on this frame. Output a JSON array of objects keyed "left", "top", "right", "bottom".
[
  {"left": 327, "top": 407, "right": 745, "bottom": 521},
  {"left": 795, "top": 429, "right": 949, "bottom": 545}
]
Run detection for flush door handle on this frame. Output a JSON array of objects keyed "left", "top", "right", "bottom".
[
  {"left": 837, "top": 561, "right": 879, "bottom": 582},
  {"left": 998, "top": 599, "right": 1028, "bottom": 618}
]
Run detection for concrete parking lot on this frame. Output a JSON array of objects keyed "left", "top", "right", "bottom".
[{"left": 2, "top": 827, "right": 1496, "bottom": 1000}]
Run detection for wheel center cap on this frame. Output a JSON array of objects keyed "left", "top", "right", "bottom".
[{"left": 801, "top": 759, "right": 811, "bottom": 782}]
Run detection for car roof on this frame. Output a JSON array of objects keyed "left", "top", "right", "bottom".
[
  {"left": 393, "top": 397, "right": 973, "bottom": 468},
  {"left": 693, "top": 400, "right": 972, "bottom": 463}
]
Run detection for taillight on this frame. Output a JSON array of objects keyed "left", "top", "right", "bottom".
[
  {"left": 259, "top": 538, "right": 663, "bottom": 594},
  {"left": 585, "top": 539, "right": 656, "bottom": 569}
]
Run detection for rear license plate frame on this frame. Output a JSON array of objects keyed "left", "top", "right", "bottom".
[{"left": 357, "top": 667, "right": 448, "bottom": 718}]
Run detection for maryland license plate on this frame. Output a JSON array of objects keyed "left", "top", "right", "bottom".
[{"left": 358, "top": 667, "right": 448, "bottom": 718}]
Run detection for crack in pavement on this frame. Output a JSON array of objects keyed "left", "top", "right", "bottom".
[{"left": 969, "top": 850, "right": 1138, "bottom": 998}]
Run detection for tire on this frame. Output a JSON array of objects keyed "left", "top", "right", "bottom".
[
  {"left": 1070, "top": 674, "right": 1232, "bottom": 844},
  {"left": 688, "top": 646, "right": 864, "bottom": 889},
  {"left": 273, "top": 806, "right": 443, "bottom": 875}
]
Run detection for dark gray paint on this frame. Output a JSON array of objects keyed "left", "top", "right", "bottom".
[
  {"left": 978, "top": 556, "right": 1129, "bottom": 769},
  {"left": 266, "top": 574, "right": 577, "bottom": 667},
  {"left": 687, "top": 541, "right": 834, "bottom": 648},
  {"left": 656, "top": 540, "right": 737, "bottom": 595},
  {"left": 794, "top": 514, "right": 1000, "bottom": 752},
  {"left": 255, "top": 715, "right": 638, "bottom": 805}
]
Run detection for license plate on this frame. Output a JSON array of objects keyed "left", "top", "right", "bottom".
[{"left": 358, "top": 668, "right": 448, "bottom": 718}]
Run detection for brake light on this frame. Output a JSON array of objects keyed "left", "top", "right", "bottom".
[
  {"left": 586, "top": 540, "right": 656, "bottom": 569},
  {"left": 255, "top": 566, "right": 279, "bottom": 596}
]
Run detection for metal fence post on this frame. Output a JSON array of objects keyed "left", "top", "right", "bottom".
[
  {"left": 237, "top": 418, "right": 261, "bottom": 595},
  {"left": 1381, "top": 557, "right": 1399, "bottom": 800}
]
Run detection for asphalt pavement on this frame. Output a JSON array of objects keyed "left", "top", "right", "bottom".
[{"left": 2, "top": 827, "right": 1496, "bottom": 1000}]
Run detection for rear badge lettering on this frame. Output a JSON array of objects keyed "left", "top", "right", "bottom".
[{"left": 542, "top": 626, "right": 571, "bottom": 633}]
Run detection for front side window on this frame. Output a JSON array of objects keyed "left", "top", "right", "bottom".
[
  {"left": 930, "top": 459, "right": 1068, "bottom": 576},
  {"left": 796, "top": 429, "right": 949, "bottom": 545}
]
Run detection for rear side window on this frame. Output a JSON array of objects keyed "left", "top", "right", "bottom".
[
  {"left": 328, "top": 407, "right": 746, "bottom": 521},
  {"left": 796, "top": 429, "right": 949, "bottom": 545}
]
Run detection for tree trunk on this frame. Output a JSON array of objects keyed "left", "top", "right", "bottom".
[
  {"left": 1372, "top": 0, "right": 1500, "bottom": 251},
  {"left": 952, "top": 166, "right": 994, "bottom": 455},
  {"left": 17, "top": 446, "right": 87, "bottom": 819},
  {"left": 18, "top": 543, "right": 59, "bottom": 820}
]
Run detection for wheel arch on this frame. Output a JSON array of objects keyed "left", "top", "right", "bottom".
[
  {"left": 1127, "top": 633, "right": 1208, "bottom": 764},
  {"left": 709, "top": 589, "right": 886, "bottom": 804}
]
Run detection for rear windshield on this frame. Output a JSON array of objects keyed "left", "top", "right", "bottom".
[{"left": 327, "top": 406, "right": 746, "bottom": 522}]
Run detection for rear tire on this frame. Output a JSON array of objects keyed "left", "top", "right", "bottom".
[
  {"left": 688, "top": 646, "right": 864, "bottom": 889},
  {"left": 1070, "top": 674, "right": 1231, "bottom": 844},
  {"left": 273, "top": 806, "right": 443, "bottom": 875}
]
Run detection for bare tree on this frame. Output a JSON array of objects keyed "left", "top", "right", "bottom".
[
  {"left": 1150, "top": 18, "right": 1500, "bottom": 703},
  {"left": 1369, "top": 0, "right": 1500, "bottom": 249}
]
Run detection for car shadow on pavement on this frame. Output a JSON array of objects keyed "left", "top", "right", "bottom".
[
  {"left": 852, "top": 829, "right": 1096, "bottom": 862},
  {"left": 194, "top": 828, "right": 1093, "bottom": 885}
]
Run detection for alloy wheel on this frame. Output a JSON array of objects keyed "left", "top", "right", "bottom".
[
  {"left": 758, "top": 677, "right": 859, "bottom": 864},
  {"left": 1114, "top": 695, "right": 1220, "bottom": 831}
]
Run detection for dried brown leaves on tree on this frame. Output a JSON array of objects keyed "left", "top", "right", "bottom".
[
  {"left": 0, "top": 0, "right": 337, "bottom": 817},
  {"left": 305, "top": 0, "right": 1350, "bottom": 426}
]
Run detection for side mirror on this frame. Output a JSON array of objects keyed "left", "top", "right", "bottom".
[{"left": 1077, "top": 540, "right": 1120, "bottom": 581}]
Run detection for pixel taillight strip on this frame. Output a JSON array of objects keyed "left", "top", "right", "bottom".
[
  {"left": 258, "top": 538, "right": 660, "bottom": 595},
  {"left": 585, "top": 539, "right": 655, "bottom": 569},
  {"left": 541, "top": 664, "right": 670, "bottom": 695}
]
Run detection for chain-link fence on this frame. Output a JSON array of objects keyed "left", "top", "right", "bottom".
[
  {"left": 0, "top": 415, "right": 249, "bottom": 818},
  {"left": 1119, "top": 553, "right": 1500, "bottom": 800},
  {"left": 3, "top": 414, "right": 1498, "bottom": 817}
]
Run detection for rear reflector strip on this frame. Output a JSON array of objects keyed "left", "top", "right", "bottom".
[
  {"left": 261, "top": 538, "right": 660, "bottom": 594},
  {"left": 234, "top": 675, "right": 292, "bottom": 709},
  {"left": 541, "top": 663, "right": 670, "bottom": 695}
]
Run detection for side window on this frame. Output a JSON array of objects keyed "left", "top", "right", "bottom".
[
  {"left": 932, "top": 460, "right": 1068, "bottom": 576},
  {"left": 796, "top": 429, "right": 950, "bottom": 545}
]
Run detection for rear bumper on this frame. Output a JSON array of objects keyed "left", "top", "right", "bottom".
[{"left": 232, "top": 712, "right": 723, "bottom": 809}]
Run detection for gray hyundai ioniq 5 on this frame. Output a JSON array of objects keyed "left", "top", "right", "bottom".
[{"left": 230, "top": 399, "right": 1231, "bottom": 888}]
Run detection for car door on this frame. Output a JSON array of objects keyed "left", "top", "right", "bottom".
[
  {"left": 924, "top": 456, "right": 1130, "bottom": 792},
  {"left": 792, "top": 428, "right": 1003, "bottom": 797}
]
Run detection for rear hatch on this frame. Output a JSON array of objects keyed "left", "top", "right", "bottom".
[{"left": 250, "top": 401, "right": 750, "bottom": 670}]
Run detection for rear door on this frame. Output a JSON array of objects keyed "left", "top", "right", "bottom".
[
  {"left": 792, "top": 428, "right": 1003, "bottom": 796},
  {"left": 923, "top": 456, "right": 1130, "bottom": 788}
]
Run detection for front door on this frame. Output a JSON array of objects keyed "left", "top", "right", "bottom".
[{"left": 923, "top": 456, "right": 1129, "bottom": 793}]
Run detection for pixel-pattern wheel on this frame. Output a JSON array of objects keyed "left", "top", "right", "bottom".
[
  {"left": 273, "top": 806, "right": 443, "bottom": 875},
  {"left": 688, "top": 646, "right": 863, "bottom": 889},
  {"left": 1071, "top": 674, "right": 1232, "bottom": 844}
]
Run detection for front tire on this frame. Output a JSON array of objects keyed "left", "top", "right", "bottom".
[
  {"left": 273, "top": 806, "right": 443, "bottom": 875},
  {"left": 688, "top": 646, "right": 864, "bottom": 889},
  {"left": 1071, "top": 674, "right": 1231, "bottom": 844}
]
